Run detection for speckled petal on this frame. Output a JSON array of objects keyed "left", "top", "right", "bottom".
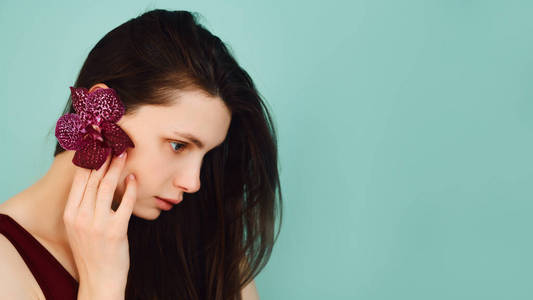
[
  {"left": 100, "top": 121, "right": 135, "bottom": 156},
  {"left": 69, "top": 86, "right": 125, "bottom": 126},
  {"left": 55, "top": 113, "right": 84, "bottom": 150},
  {"left": 72, "top": 138, "right": 112, "bottom": 170},
  {"left": 86, "top": 88, "right": 125, "bottom": 125},
  {"left": 70, "top": 86, "right": 90, "bottom": 123}
]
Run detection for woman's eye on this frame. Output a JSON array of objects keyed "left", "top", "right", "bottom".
[{"left": 170, "top": 141, "right": 187, "bottom": 153}]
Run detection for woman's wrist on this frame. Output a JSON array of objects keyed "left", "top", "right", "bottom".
[{"left": 78, "top": 281, "right": 126, "bottom": 300}]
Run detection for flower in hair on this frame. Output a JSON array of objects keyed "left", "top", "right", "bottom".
[{"left": 55, "top": 86, "right": 135, "bottom": 170}]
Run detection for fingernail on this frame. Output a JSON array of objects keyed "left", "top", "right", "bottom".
[
  {"left": 128, "top": 174, "right": 135, "bottom": 181},
  {"left": 119, "top": 152, "right": 126, "bottom": 158}
]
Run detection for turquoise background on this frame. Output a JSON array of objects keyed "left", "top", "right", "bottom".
[{"left": 1, "top": 0, "right": 533, "bottom": 299}]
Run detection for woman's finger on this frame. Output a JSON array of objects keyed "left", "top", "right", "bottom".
[
  {"left": 64, "top": 167, "right": 91, "bottom": 220},
  {"left": 115, "top": 173, "right": 137, "bottom": 231},
  {"left": 95, "top": 152, "right": 128, "bottom": 218},
  {"left": 78, "top": 154, "right": 112, "bottom": 219}
]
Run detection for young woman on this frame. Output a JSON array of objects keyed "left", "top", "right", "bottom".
[{"left": 0, "top": 9, "right": 282, "bottom": 300}]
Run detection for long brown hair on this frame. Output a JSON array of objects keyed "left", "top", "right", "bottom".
[{"left": 51, "top": 9, "right": 282, "bottom": 300}]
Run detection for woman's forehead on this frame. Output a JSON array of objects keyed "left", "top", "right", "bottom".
[{"left": 123, "top": 91, "right": 231, "bottom": 146}]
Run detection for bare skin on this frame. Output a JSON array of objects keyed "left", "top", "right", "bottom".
[{"left": 0, "top": 83, "right": 232, "bottom": 292}]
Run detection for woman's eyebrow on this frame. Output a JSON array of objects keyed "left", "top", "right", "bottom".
[{"left": 173, "top": 130, "right": 225, "bottom": 150}]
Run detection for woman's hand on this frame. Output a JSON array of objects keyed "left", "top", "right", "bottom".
[{"left": 62, "top": 151, "right": 137, "bottom": 299}]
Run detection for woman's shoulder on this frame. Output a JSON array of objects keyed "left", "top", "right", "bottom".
[
  {"left": 0, "top": 198, "right": 47, "bottom": 300},
  {"left": 0, "top": 233, "right": 45, "bottom": 299},
  {"left": 0, "top": 202, "right": 68, "bottom": 300}
]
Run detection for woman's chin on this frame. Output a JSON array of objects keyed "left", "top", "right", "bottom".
[{"left": 133, "top": 206, "right": 162, "bottom": 221}]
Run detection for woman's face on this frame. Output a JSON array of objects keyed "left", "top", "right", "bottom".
[{"left": 93, "top": 85, "right": 231, "bottom": 220}]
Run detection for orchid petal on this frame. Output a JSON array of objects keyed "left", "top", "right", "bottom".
[
  {"left": 70, "top": 86, "right": 90, "bottom": 121},
  {"left": 55, "top": 113, "right": 84, "bottom": 150},
  {"left": 72, "top": 138, "right": 112, "bottom": 170},
  {"left": 86, "top": 88, "right": 125, "bottom": 125},
  {"left": 101, "top": 121, "right": 135, "bottom": 156},
  {"left": 69, "top": 86, "right": 125, "bottom": 126}
]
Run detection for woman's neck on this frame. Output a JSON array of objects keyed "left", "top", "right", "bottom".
[{"left": 1, "top": 150, "right": 78, "bottom": 246}]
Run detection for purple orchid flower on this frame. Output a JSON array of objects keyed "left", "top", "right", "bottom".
[{"left": 55, "top": 86, "right": 135, "bottom": 170}]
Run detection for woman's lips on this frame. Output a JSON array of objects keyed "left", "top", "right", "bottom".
[
  {"left": 155, "top": 196, "right": 182, "bottom": 205},
  {"left": 155, "top": 197, "right": 173, "bottom": 211}
]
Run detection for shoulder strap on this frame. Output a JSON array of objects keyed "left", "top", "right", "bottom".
[{"left": 0, "top": 214, "right": 79, "bottom": 299}]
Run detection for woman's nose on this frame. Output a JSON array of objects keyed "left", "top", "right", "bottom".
[{"left": 172, "top": 161, "right": 202, "bottom": 193}]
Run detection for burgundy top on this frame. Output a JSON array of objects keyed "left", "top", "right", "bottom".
[{"left": 0, "top": 213, "right": 79, "bottom": 299}]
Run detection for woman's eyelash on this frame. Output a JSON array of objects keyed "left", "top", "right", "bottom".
[{"left": 170, "top": 141, "right": 187, "bottom": 153}]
